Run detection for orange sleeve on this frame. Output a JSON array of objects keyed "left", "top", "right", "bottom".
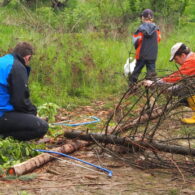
[
  {"left": 162, "top": 59, "right": 195, "bottom": 83},
  {"left": 157, "top": 30, "right": 161, "bottom": 43},
  {"left": 133, "top": 32, "right": 143, "bottom": 60}
]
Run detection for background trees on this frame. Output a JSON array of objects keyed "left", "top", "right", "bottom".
[{"left": 1, "top": 0, "right": 189, "bottom": 29}]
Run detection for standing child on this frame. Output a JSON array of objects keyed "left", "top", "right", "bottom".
[{"left": 129, "top": 9, "right": 161, "bottom": 84}]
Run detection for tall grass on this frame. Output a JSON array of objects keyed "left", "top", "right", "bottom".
[
  {"left": 157, "top": 1, "right": 195, "bottom": 77},
  {"left": 0, "top": 1, "right": 194, "bottom": 107}
]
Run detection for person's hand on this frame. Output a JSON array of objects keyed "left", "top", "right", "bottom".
[{"left": 143, "top": 80, "right": 154, "bottom": 87}]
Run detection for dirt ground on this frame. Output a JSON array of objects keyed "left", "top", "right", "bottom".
[
  {"left": 0, "top": 100, "right": 195, "bottom": 195},
  {"left": 0, "top": 148, "right": 195, "bottom": 195}
]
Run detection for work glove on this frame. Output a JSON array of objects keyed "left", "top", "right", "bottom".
[{"left": 143, "top": 80, "right": 154, "bottom": 87}]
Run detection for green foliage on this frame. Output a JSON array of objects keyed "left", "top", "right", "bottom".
[
  {"left": 16, "top": 190, "right": 33, "bottom": 195},
  {"left": 181, "top": 0, "right": 195, "bottom": 23},
  {"left": 36, "top": 7, "right": 57, "bottom": 26},
  {"left": 38, "top": 102, "right": 59, "bottom": 122},
  {"left": 46, "top": 124, "right": 65, "bottom": 138},
  {"left": 18, "top": 173, "right": 37, "bottom": 181},
  {"left": 61, "top": 3, "right": 101, "bottom": 32},
  {"left": 0, "top": 137, "right": 45, "bottom": 169},
  {"left": 1, "top": 0, "right": 189, "bottom": 31},
  {"left": 3, "top": 173, "right": 37, "bottom": 181},
  {"left": 179, "top": 126, "right": 195, "bottom": 137},
  {"left": 0, "top": 0, "right": 194, "bottom": 108},
  {"left": 152, "top": 0, "right": 189, "bottom": 24},
  {"left": 168, "top": 189, "right": 180, "bottom": 195}
]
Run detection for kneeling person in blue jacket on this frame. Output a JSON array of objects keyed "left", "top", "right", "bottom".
[{"left": 0, "top": 42, "right": 48, "bottom": 141}]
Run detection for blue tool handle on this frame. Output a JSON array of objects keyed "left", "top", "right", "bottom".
[
  {"left": 35, "top": 149, "right": 112, "bottom": 177},
  {"left": 51, "top": 116, "right": 100, "bottom": 127}
]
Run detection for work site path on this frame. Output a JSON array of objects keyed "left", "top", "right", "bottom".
[{"left": 0, "top": 148, "right": 194, "bottom": 195}]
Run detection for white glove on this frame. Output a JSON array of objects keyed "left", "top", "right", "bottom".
[{"left": 143, "top": 80, "right": 154, "bottom": 87}]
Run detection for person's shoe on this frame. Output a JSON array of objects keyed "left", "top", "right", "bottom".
[{"left": 181, "top": 95, "right": 195, "bottom": 124}]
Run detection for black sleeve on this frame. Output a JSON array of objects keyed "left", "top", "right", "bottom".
[{"left": 8, "top": 62, "right": 37, "bottom": 115}]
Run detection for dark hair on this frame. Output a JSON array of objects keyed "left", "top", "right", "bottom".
[
  {"left": 175, "top": 44, "right": 190, "bottom": 56},
  {"left": 141, "top": 9, "right": 154, "bottom": 20},
  {"left": 13, "top": 42, "right": 34, "bottom": 57}
]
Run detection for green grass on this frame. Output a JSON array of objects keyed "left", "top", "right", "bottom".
[{"left": 0, "top": 1, "right": 194, "bottom": 107}]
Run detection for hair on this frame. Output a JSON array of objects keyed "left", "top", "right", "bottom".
[
  {"left": 13, "top": 42, "right": 34, "bottom": 57},
  {"left": 141, "top": 16, "right": 153, "bottom": 22},
  {"left": 175, "top": 44, "right": 191, "bottom": 56},
  {"left": 141, "top": 9, "right": 154, "bottom": 21}
]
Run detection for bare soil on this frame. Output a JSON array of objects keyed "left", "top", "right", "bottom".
[
  {"left": 0, "top": 149, "right": 195, "bottom": 195},
  {"left": 0, "top": 100, "right": 195, "bottom": 195}
]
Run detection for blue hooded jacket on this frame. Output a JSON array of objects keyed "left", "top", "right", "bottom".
[
  {"left": 0, "top": 54, "right": 14, "bottom": 116},
  {"left": 0, "top": 53, "right": 36, "bottom": 117}
]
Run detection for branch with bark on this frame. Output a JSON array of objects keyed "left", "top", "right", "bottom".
[
  {"left": 64, "top": 131, "right": 195, "bottom": 156},
  {"left": 64, "top": 131, "right": 195, "bottom": 174},
  {"left": 7, "top": 140, "right": 90, "bottom": 176}
]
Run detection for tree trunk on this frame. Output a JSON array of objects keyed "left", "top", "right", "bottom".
[{"left": 64, "top": 131, "right": 195, "bottom": 156}]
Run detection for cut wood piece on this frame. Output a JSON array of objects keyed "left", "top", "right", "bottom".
[
  {"left": 64, "top": 131, "right": 195, "bottom": 156},
  {"left": 7, "top": 140, "right": 89, "bottom": 176}
]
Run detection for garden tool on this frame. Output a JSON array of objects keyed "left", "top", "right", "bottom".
[
  {"left": 181, "top": 95, "right": 195, "bottom": 124},
  {"left": 36, "top": 149, "right": 113, "bottom": 177}
]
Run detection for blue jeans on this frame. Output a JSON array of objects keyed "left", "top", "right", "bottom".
[{"left": 129, "top": 59, "right": 156, "bottom": 83}]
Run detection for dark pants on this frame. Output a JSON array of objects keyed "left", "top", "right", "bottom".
[
  {"left": 129, "top": 59, "right": 156, "bottom": 83},
  {"left": 0, "top": 112, "right": 48, "bottom": 141}
]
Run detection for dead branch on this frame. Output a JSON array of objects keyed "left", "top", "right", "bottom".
[
  {"left": 110, "top": 98, "right": 182, "bottom": 136},
  {"left": 7, "top": 140, "right": 90, "bottom": 176},
  {"left": 64, "top": 131, "right": 195, "bottom": 156}
]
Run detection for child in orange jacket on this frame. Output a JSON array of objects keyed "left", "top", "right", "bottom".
[{"left": 129, "top": 9, "right": 161, "bottom": 84}]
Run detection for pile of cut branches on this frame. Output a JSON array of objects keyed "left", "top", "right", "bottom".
[{"left": 65, "top": 76, "right": 195, "bottom": 176}]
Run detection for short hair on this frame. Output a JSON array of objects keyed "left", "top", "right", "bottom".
[
  {"left": 141, "top": 9, "right": 154, "bottom": 20},
  {"left": 13, "top": 42, "right": 34, "bottom": 57},
  {"left": 175, "top": 44, "right": 190, "bottom": 57}
]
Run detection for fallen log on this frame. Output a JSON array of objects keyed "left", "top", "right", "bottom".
[
  {"left": 7, "top": 140, "right": 90, "bottom": 176},
  {"left": 64, "top": 131, "right": 195, "bottom": 156}
]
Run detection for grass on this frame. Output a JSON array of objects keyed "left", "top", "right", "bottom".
[{"left": 0, "top": 1, "right": 194, "bottom": 108}]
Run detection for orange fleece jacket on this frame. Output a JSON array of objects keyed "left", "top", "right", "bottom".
[{"left": 162, "top": 53, "right": 195, "bottom": 83}]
